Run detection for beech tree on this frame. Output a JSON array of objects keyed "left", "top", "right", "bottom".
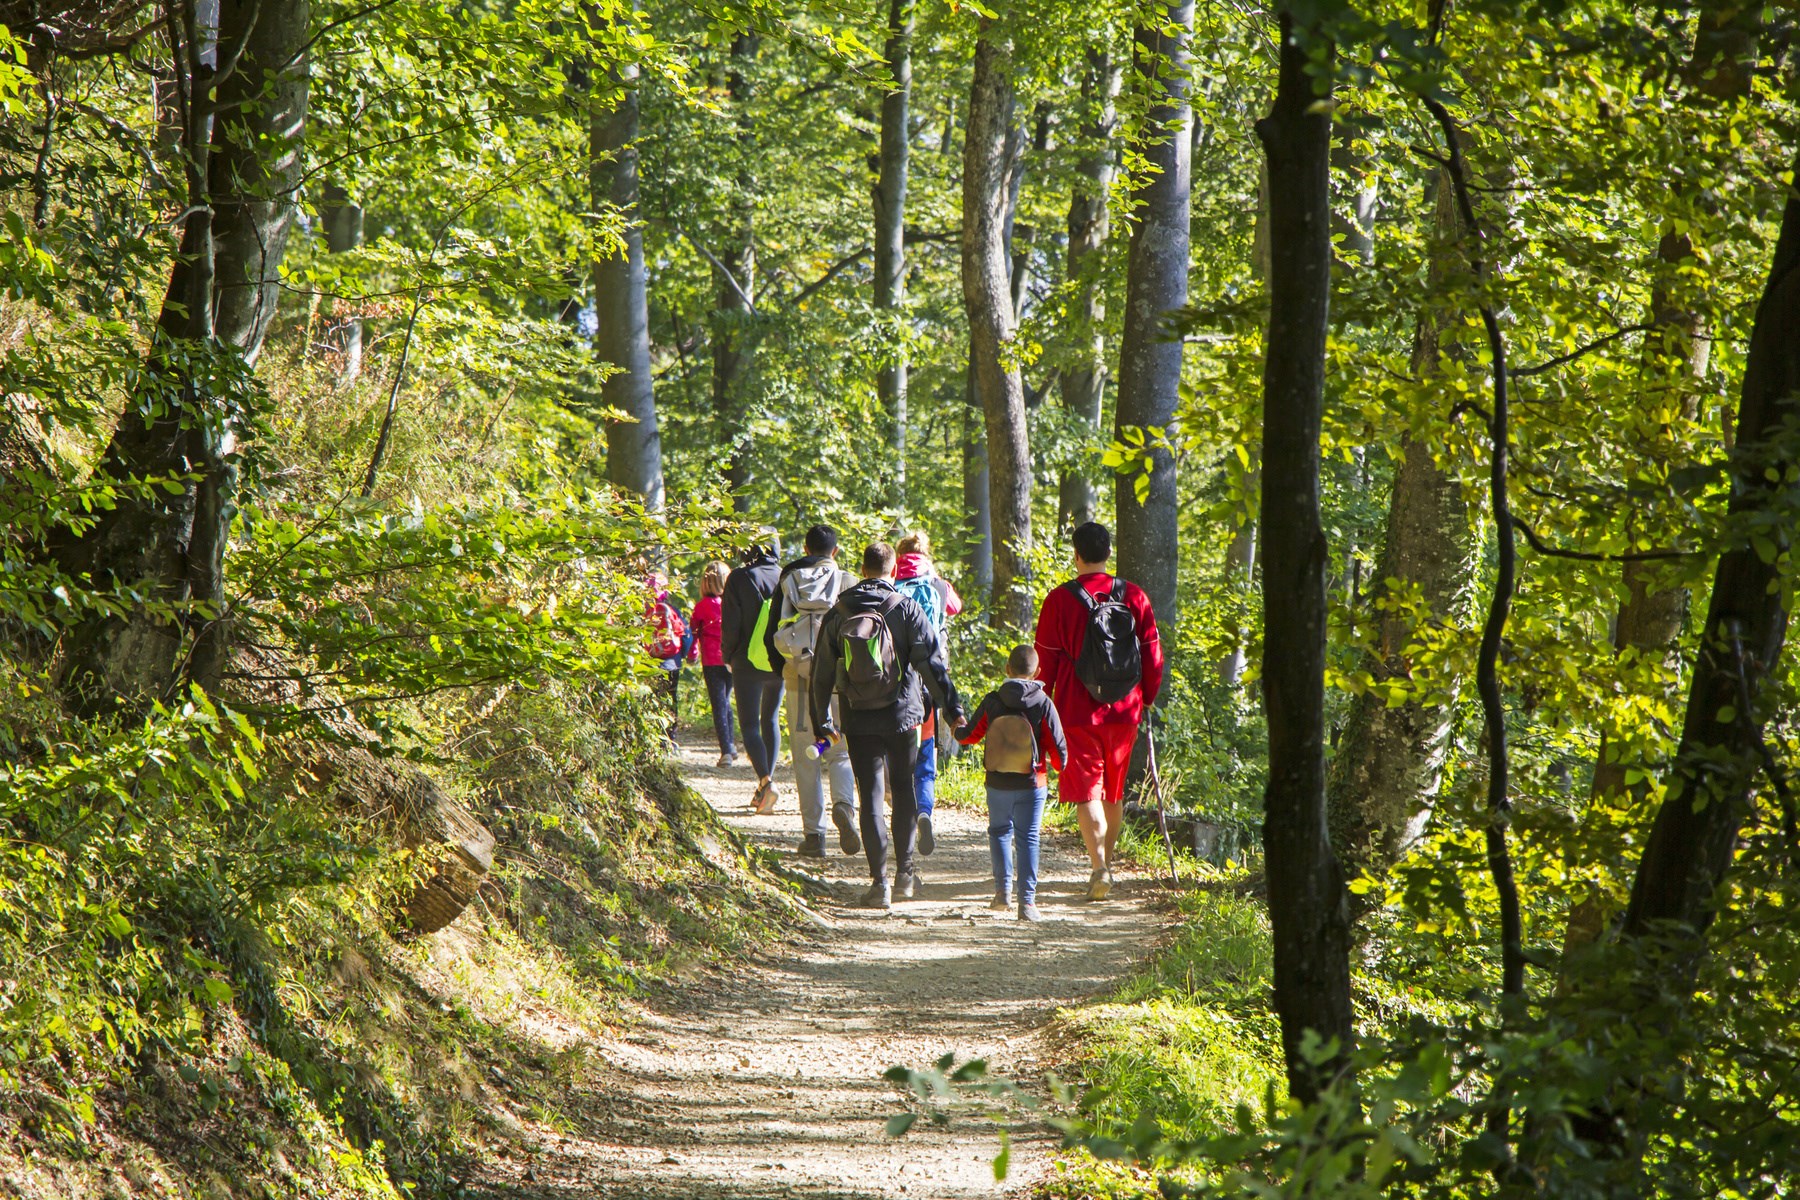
[
  {"left": 961, "top": 17, "right": 1032, "bottom": 627},
  {"left": 1056, "top": 49, "right": 1120, "bottom": 533},
  {"left": 1325, "top": 165, "right": 1478, "bottom": 882},
  {"left": 1255, "top": 8, "right": 1353, "bottom": 1102},
  {"left": 593, "top": 57, "right": 665, "bottom": 513},
  {"left": 1113, "top": 1, "right": 1193, "bottom": 630},
  {"left": 54, "top": 0, "right": 311, "bottom": 710},
  {"left": 875, "top": 0, "right": 913, "bottom": 504}
]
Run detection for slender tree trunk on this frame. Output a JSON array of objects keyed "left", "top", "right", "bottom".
[
  {"left": 321, "top": 181, "right": 364, "bottom": 385},
  {"left": 961, "top": 20, "right": 1032, "bottom": 627},
  {"left": 1255, "top": 11, "right": 1353, "bottom": 1104},
  {"left": 1219, "top": 162, "right": 1272, "bottom": 687},
  {"left": 1562, "top": 230, "right": 1708, "bottom": 955},
  {"left": 711, "top": 33, "right": 757, "bottom": 510},
  {"left": 55, "top": 0, "right": 310, "bottom": 712},
  {"left": 1620, "top": 145, "right": 1800, "bottom": 944},
  {"left": 1057, "top": 51, "right": 1120, "bottom": 533},
  {"left": 1325, "top": 167, "right": 1477, "bottom": 880},
  {"left": 962, "top": 354, "right": 993, "bottom": 590},
  {"left": 874, "top": 0, "right": 912, "bottom": 507},
  {"left": 592, "top": 60, "right": 664, "bottom": 512},
  {"left": 1114, "top": 1, "right": 1194, "bottom": 631}
]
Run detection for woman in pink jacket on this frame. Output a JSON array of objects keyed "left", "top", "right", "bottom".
[
  {"left": 690, "top": 561, "right": 736, "bottom": 767},
  {"left": 894, "top": 531, "right": 963, "bottom": 855}
]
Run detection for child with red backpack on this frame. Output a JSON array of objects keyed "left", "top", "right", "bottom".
[{"left": 955, "top": 645, "right": 1066, "bottom": 922}]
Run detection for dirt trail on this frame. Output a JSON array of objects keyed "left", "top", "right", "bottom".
[{"left": 472, "top": 735, "right": 1167, "bottom": 1199}]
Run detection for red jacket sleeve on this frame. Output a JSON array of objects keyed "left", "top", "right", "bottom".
[
  {"left": 1033, "top": 585, "right": 1080, "bottom": 706},
  {"left": 1131, "top": 583, "right": 1165, "bottom": 707}
]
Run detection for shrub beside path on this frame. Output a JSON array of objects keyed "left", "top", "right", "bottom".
[{"left": 472, "top": 734, "right": 1168, "bottom": 1199}]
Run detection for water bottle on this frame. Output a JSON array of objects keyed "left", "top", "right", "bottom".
[{"left": 805, "top": 736, "right": 833, "bottom": 761}]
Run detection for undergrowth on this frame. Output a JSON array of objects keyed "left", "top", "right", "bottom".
[{"left": 0, "top": 666, "right": 802, "bottom": 1200}]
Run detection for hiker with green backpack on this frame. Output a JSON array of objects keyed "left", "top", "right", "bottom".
[
  {"left": 721, "top": 539, "right": 786, "bottom": 814},
  {"left": 810, "top": 542, "right": 965, "bottom": 911},
  {"left": 774, "top": 525, "right": 859, "bottom": 858}
]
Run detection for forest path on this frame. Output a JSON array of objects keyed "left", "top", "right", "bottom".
[{"left": 471, "top": 731, "right": 1167, "bottom": 1200}]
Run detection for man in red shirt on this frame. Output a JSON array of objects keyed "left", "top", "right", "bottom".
[{"left": 1032, "top": 521, "right": 1164, "bottom": 900}]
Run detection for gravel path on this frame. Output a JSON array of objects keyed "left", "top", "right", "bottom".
[{"left": 472, "top": 735, "right": 1167, "bottom": 1199}]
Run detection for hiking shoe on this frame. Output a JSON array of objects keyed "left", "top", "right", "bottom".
[
  {"left": 716, "top": 753, "right": 737, "bottom": 768},
  {"left": 752, "top": 779, "right": 780, "bottom": 815},
  {"left": 989, "top": 889, "right": 1012, "bottom": 912},
  {"left": 1087, "top": 868, "right": 1111, "bottom": 901},
  {"left": 1018, "top": 903, "right": 1044, "bottom": 922},
  {"left": 895, "top": 869, "right": 919, "bottom": 900},
  {"left": 832, "top": 803, "right": 861, "bottom": 856},
  {"left": 859, "top": 881, "right": 892, "bottom": 910},
  {"left": 797, "top": 833, "right": 827, "bottom": 858},
  {"left": 917, "top": 813, "right": 935, "bottom": 856}
]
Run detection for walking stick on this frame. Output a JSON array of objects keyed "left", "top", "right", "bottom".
[{"left": 1145, "top": 722, "right": 1180, "bottom": 886}]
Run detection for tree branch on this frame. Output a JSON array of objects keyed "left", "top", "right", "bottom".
[
  {"left": 785, "top": 246, "right": 871, "bottom": 308},
  {"left": 1509, "top": 323, "right": 1656, "bottom": 377},
  {"left": 1511, "top": 516, "right": 1696, "bottom": 563}
]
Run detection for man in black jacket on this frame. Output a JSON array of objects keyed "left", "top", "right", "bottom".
[
  {"left": 812, "top": 542, "right": 965, "bottom": 909},
  {"left": 721, "top": 539, "right": 785, "bottom": 813}
]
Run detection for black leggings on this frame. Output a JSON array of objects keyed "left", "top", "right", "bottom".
[
  {"left": 735, "top": 668, "right": 784, "bottom": 778},
  {"left": 846, "top": 729, "right": 920, "bottom": 882},
  {"left": 703, "top": 665, "right": 735, "bottom": 756}
]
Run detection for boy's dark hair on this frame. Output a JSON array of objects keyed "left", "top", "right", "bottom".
[
  {"left": 1007, "top": 645, "right": 1038, "bottom": 677},
  {"left": 862, "top": 541, "right": 897, "bottom": 576},
  {"left": 1072, "top": 521, "right": 1112, "bottom": 565},
  {"left": 805, "top": 524, "right": 838, "bottom": 556}
]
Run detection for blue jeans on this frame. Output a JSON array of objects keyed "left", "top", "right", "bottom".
[
  {"left": 703, "top": 665, "right": 735, "bottom": 756},
  {"left": 987, "top": 783, "right": 1046, "bottom": 904},
  {"left": 915, "top": 707, "right": 938, "bottom": 818},
  {"left": 735, "top": 668, "right": 784, "bottom": 779}
]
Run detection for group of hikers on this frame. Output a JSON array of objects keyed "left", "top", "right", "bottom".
[{"left": 646, "top": 521, "right": 1163, "bottom": 919}]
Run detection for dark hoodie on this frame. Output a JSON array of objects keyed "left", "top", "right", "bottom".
[
  {"left": 954, "top": 677, "right": 1068, "bottom": 789},
  {"left": 810, "top": 578, "right": 962, "bottom": 736},
  {"left": 721, "top": 546, "right": 782, "bottom": 675}
]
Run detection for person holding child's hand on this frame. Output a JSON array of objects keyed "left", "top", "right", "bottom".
[{"left": 955, "top": 645, "right": 1067, "bottom": 922}]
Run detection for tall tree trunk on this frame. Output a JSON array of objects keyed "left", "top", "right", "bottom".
[
  {"left": 321, "top": 181, "right": 364, "bottom": 385},
  {"left": 874, "top": 0, "right": 912, "bottom": 507},
  {"left": 1255, "top": 10, "right": 1353, "bottom": 1104},
  {"left": 1057, "top": 50, "right": 1120, "bottom": 533},
  {"left": 961, "top": 20, "right": 1032, "bottom": 627},
  {"left": 962, "top": 354, "right": 993, "bottom": 590},
  {"left": 1218, "top": 163, "right": 1272, "bottom": 687},
  {"left": 55, "top": 0, "right": 310, "bottom": 712},
  {"left": 711, "top": 33, "right": 757, "bottom": 510},
  {"left": 1113, "top": 1, "right": 1194, "bottom": 631},
  {"left": 592, "top": 60, "right": 664, "bottom": 512},
  {"left": 1561, "top": 230, "right": 1709, "bottom": 955},
  {"left": 1620, "top": 145, "right": 1800, "bottom": 944},
  {"left": 1325, "top": 166, "right": 1477, "bottom": 881}
]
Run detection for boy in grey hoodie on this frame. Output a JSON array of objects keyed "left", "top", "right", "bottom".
[{"left": 955, "top": 646, "right": 1067, "bottom": 921}]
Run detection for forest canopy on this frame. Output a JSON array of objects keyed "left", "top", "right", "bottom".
[{"left": 2, "top": 0, "right": 1799, "bottom": 1195}]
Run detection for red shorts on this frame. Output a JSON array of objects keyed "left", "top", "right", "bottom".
[{"left": 1059, "top": 723, "right": 1138, "bottom": 805}]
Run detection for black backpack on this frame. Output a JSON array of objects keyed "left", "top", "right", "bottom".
[
  {"left": 837, "top": 592, "right": 905, "bottom": 709},
  {"left": 1070, "top": 578, "right": 1142, "bottom": 703}
]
